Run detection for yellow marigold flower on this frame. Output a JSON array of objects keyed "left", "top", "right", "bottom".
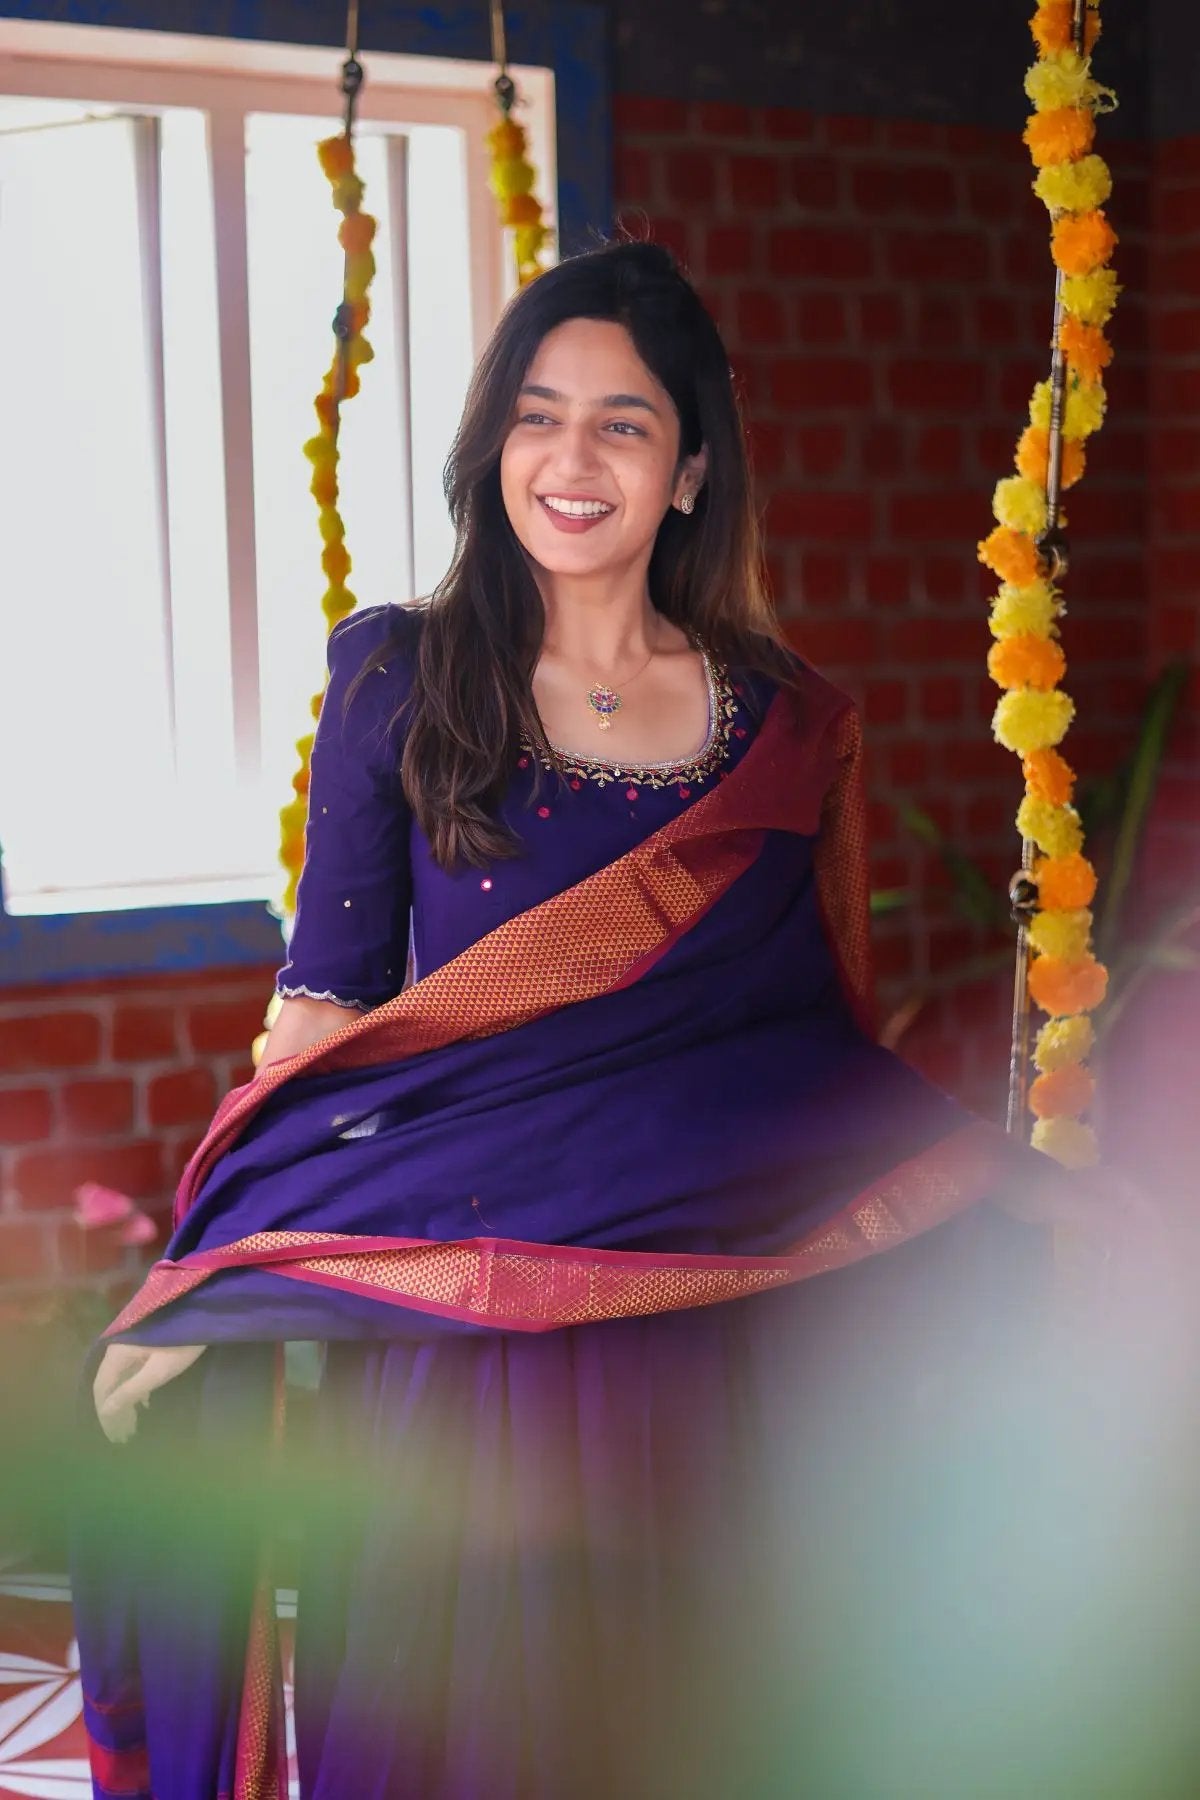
[
  {"left": 310, "top": 691, "right": 324, "bottom": 722},
  {"left": 993, "top": 475, "right": 1049, "bottom": 536},
  {"left": 1034, "top": 1013, "right": 1095, "bottom": 1072},
  {"left": 317, "top": 506, "right": 344, "bottom": 545},
  {"left": 1018, "top": 795, "right": 1084, "bottom": 857},
  {"left": 1031, "top": 1115, "right": 1100, "bottom": 1168},
  {"left": 989, "top": 633, "right": 1067, "bottom": 691},
  {"left": 1024, "top": 49, "right": 1094, "bottom": 111},
  {"left": 489, "top": 156, "right": 537, "bottom": 201},
  {"left": 1058, "top": 316, "right": 1112, "bottom": 384},
  {"left": 344, "top": 251, "right": 376, "bottom": 302},
  {"left": 989, "top": 579, "right": 1061, "bottom": 640},
  {"left": 1035, "top": 851, "right": 1097, "bottom": 910},
  {"left": 1052, "top": 209, "right": 1118, "bottom": 276},
  {"left": 331, "top": 174, "right": 365, "bottom": 213},
  {"left": 1029, "top": 905, "right": 1092, "bottom": 960},
  {"left": 1022, "top": 745, "right": 1076, "bottom": 806},
  {"left": 1061, "top": 267, "right": 1121, "bottom": 325},
  {"left": 294, "top": 732, "right": 315, "bottom": 767},
  {"left": 1028, "top": 952, "right": 1108, "bottom": 1017},
  {"left": 993, "top": 686, "right": 1075, "bottom": 754},
  {"left": 279, "top": 797, "right": 308, "bottom": 839},
  {"left": 1029, "top": 378, "right": 1107, "bottom": 440},
  {"left": 1024, "top": 106, "right": 1096, "bottom": 168},
  {"left": 978, "top": 526, "right": 1042, "bottom": 586},
  {"left": 303, "top": 433, "right": 337, "bottom": 468},
  {"left": 1017, "top": 425, "right": 1086, "bottom": 490},
  {"left": 1033, "top": 154, "right": 1112, "bottom": 213},
  {"left": 1030, "top": 1061, "right": 1096, "bottom": 1119},
  {"left": 515, "top": 221, "right": 551, "bottom": 265},
  {"left": 321, "top": 584, "right": 357, "bottom": 624}
]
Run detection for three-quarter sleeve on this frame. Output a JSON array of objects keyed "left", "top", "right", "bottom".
[{"left": 276, "top": 606, "right": 413, "bottom": 1010}]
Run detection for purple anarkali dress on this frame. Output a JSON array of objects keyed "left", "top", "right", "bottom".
[{"left": 71, "top": 605, "right": 1069, "bottom": 1799}]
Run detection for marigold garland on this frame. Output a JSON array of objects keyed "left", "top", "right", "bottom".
[
  {"left": 487, "top": 108, "right": 551, "bottom": 287},
  {"left": 278, "top": 131, "right": 378, "bottom": 915},
  {"left": 978, "top": 1, "right": 1118, "bottom": 1170}
]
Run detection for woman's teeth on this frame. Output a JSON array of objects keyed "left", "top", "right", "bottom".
[{"left": 541, "top": 497, "right": 614, "bottom": 517}]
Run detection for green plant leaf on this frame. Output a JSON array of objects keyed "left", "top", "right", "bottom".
[{"left": 1095, "top": 659, "right": 1190, "bottom": 960}]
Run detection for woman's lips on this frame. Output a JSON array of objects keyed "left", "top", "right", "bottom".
[{"left": 537, "top": 497, "right": 615, "bottom": 534}]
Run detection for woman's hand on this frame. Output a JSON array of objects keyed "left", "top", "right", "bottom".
[{"left": 93, "top": 1342, "right": 208, "bottom": 1445}]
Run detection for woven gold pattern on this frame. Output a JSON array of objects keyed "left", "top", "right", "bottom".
[{"left": 110, "top": 1123, "right": 1012, "bottom": 1341}]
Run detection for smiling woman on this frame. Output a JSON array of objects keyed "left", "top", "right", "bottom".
[{"left": 72, "top": 239, "right": 1120, "bottom": 1800}]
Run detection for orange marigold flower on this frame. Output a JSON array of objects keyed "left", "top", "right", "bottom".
[
  {"left": 317, "top": 135, "right": 355, "bottom": 181},
  {"left": 338, "top": 212, "right": 377, "bottom": 254},
  {"left": 487, "top": 117, "right": 526, "bottom": 160},
  {"left": 978, "top": 526, "right": 1042, "bottom": 586},
  {"left": 1024, "top": 106, "right": 1096, "bottom": 168},
  {"left": 321, "top": 541, "right": 351, "bottom": 583},
  {"left": 987, "top": 633, "right": 1067, "bottom": 690},
  {"left": 1016, "top": 425, "right": 1086, "bottom": 490},
  {"left": 1023, "top": 746, "right": 1076, "bottom": 806},
  {"left": 504, "top": 192, "right": 544, "bottom": 227},
  {"left": 291, "top": 765, "right": 310, "bottom": 798},
  {"left": 1030, "top": 1, "right": 1100, "bottom": 55},
  {"left": 1029, "top": 1061, "right": 1097, "bottom": 1119},
  {"left": 1059, "top": 315, "right": 1113, "bottom": 383},
  {"left": 1028, "top": 953, "right": 1109, "bottom": 1017},
  {"left": 314, "top": 392, "right": 338, "bottom": 430},
  {"left": 1036, "top": 851, "right": 1098, "bottom": 909},
  {"left": 309, "top": 466, "right": 338, "bottom": 506},
  {"left": 1052, "top": 210, "right": 1118, "bottom": 278}
]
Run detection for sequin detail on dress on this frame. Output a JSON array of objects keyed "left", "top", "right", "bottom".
[{"left": 522, "top": 654, "right": 739, "bottom": 791}]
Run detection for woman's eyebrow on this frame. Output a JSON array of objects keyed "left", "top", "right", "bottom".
[{"left": 519, "top": 384, "right": 660, "bottom": 416}]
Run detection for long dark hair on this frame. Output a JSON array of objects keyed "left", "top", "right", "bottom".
[{"left": 380, "top": 238, "right": 796, "bottom": 869}]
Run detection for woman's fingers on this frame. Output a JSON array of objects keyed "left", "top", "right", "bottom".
[{"left": 93, "top": 1343, "right": 209, "bottom": 1445}]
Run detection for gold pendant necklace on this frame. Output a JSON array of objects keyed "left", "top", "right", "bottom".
[{"left": 584, "top": 643, "right": 656, "bottom": 732}]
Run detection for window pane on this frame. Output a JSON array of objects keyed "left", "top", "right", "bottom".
[
  {"left": 0, "top": 113, "right": 172, "bottom": 900},
  {"left": 406, "top": 124, "right": 475, "bottom": 598}
]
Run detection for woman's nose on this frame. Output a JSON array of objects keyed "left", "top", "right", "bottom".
[{"left": 550, "top": 421, "right": 603, "bottom": 480}]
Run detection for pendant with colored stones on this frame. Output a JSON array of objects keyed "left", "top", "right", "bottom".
[{"left": 587, "top": 685, "right": 621, "bottom": 731}]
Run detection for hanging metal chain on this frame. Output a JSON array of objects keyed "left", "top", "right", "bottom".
[{"left": 331, "top": 0, "right": 366, "bottom": 412}]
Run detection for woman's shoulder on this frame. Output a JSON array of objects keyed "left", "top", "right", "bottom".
[{"left": 327, "top": 601, "right": 426, "bottom": 676}]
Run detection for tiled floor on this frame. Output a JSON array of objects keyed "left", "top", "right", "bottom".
[{"left": 0, "top": 1570, "right": 299, "bottom": 1798}]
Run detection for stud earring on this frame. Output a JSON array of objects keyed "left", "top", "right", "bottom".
[{"left": 680, "top": 491, "right": 695, "bottom": 515}]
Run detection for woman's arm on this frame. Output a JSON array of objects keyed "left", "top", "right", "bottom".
[{"left": 258, "top": 993, "right": 356, "bottom": 1070}]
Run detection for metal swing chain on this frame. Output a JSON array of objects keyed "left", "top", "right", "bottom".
[{"left": 330, "top": 0, "right": 366, "bottom": 414}]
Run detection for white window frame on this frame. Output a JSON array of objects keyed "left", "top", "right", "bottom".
[{"left": 0, "top": 19, "right": 557, "bottom": 913}]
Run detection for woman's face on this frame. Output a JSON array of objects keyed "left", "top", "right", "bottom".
[{"left": 499, "top": 317, "right": 706, "bottom": 586}]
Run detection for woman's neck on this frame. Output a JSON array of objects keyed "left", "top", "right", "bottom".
[{"left": 536, "top": 565, "right": 663, "bottom": 670}]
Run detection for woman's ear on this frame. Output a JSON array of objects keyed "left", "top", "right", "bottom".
[{"left": 674, "top": 443, "right": 709, "bottom": 512}]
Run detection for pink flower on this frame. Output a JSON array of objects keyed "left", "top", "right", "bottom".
[
  {"left": 73, "top": 1183, "right": 134, "bottom": 1230},
  {"left": 73, "top": 1183, "right": 159, "bottom": 1248}
]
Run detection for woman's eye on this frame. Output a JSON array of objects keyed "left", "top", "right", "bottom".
[
  {"left": 605, "top": 420, "right": 645, "bottom": 437},
  {"left": 518, "top": 411, "right": 555, "bottom": 426}
]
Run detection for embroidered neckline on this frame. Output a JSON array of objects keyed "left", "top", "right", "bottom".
[{"left": 521, "top": 654, "right": 740, "bottom": 791}]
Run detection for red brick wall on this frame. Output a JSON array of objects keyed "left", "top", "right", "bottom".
[
  {"left": 614, "top": 96, "right": 1153, "bottom": 1108},
  {"left": 1145, "top": 131, "right": 1200, "bottom": 911},
  {"left": 0, "top": 969, "right": 272, "bottom": 1301},
  {"left": 0, "top": 102, "right": 1184, "bottom": 1307}
]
